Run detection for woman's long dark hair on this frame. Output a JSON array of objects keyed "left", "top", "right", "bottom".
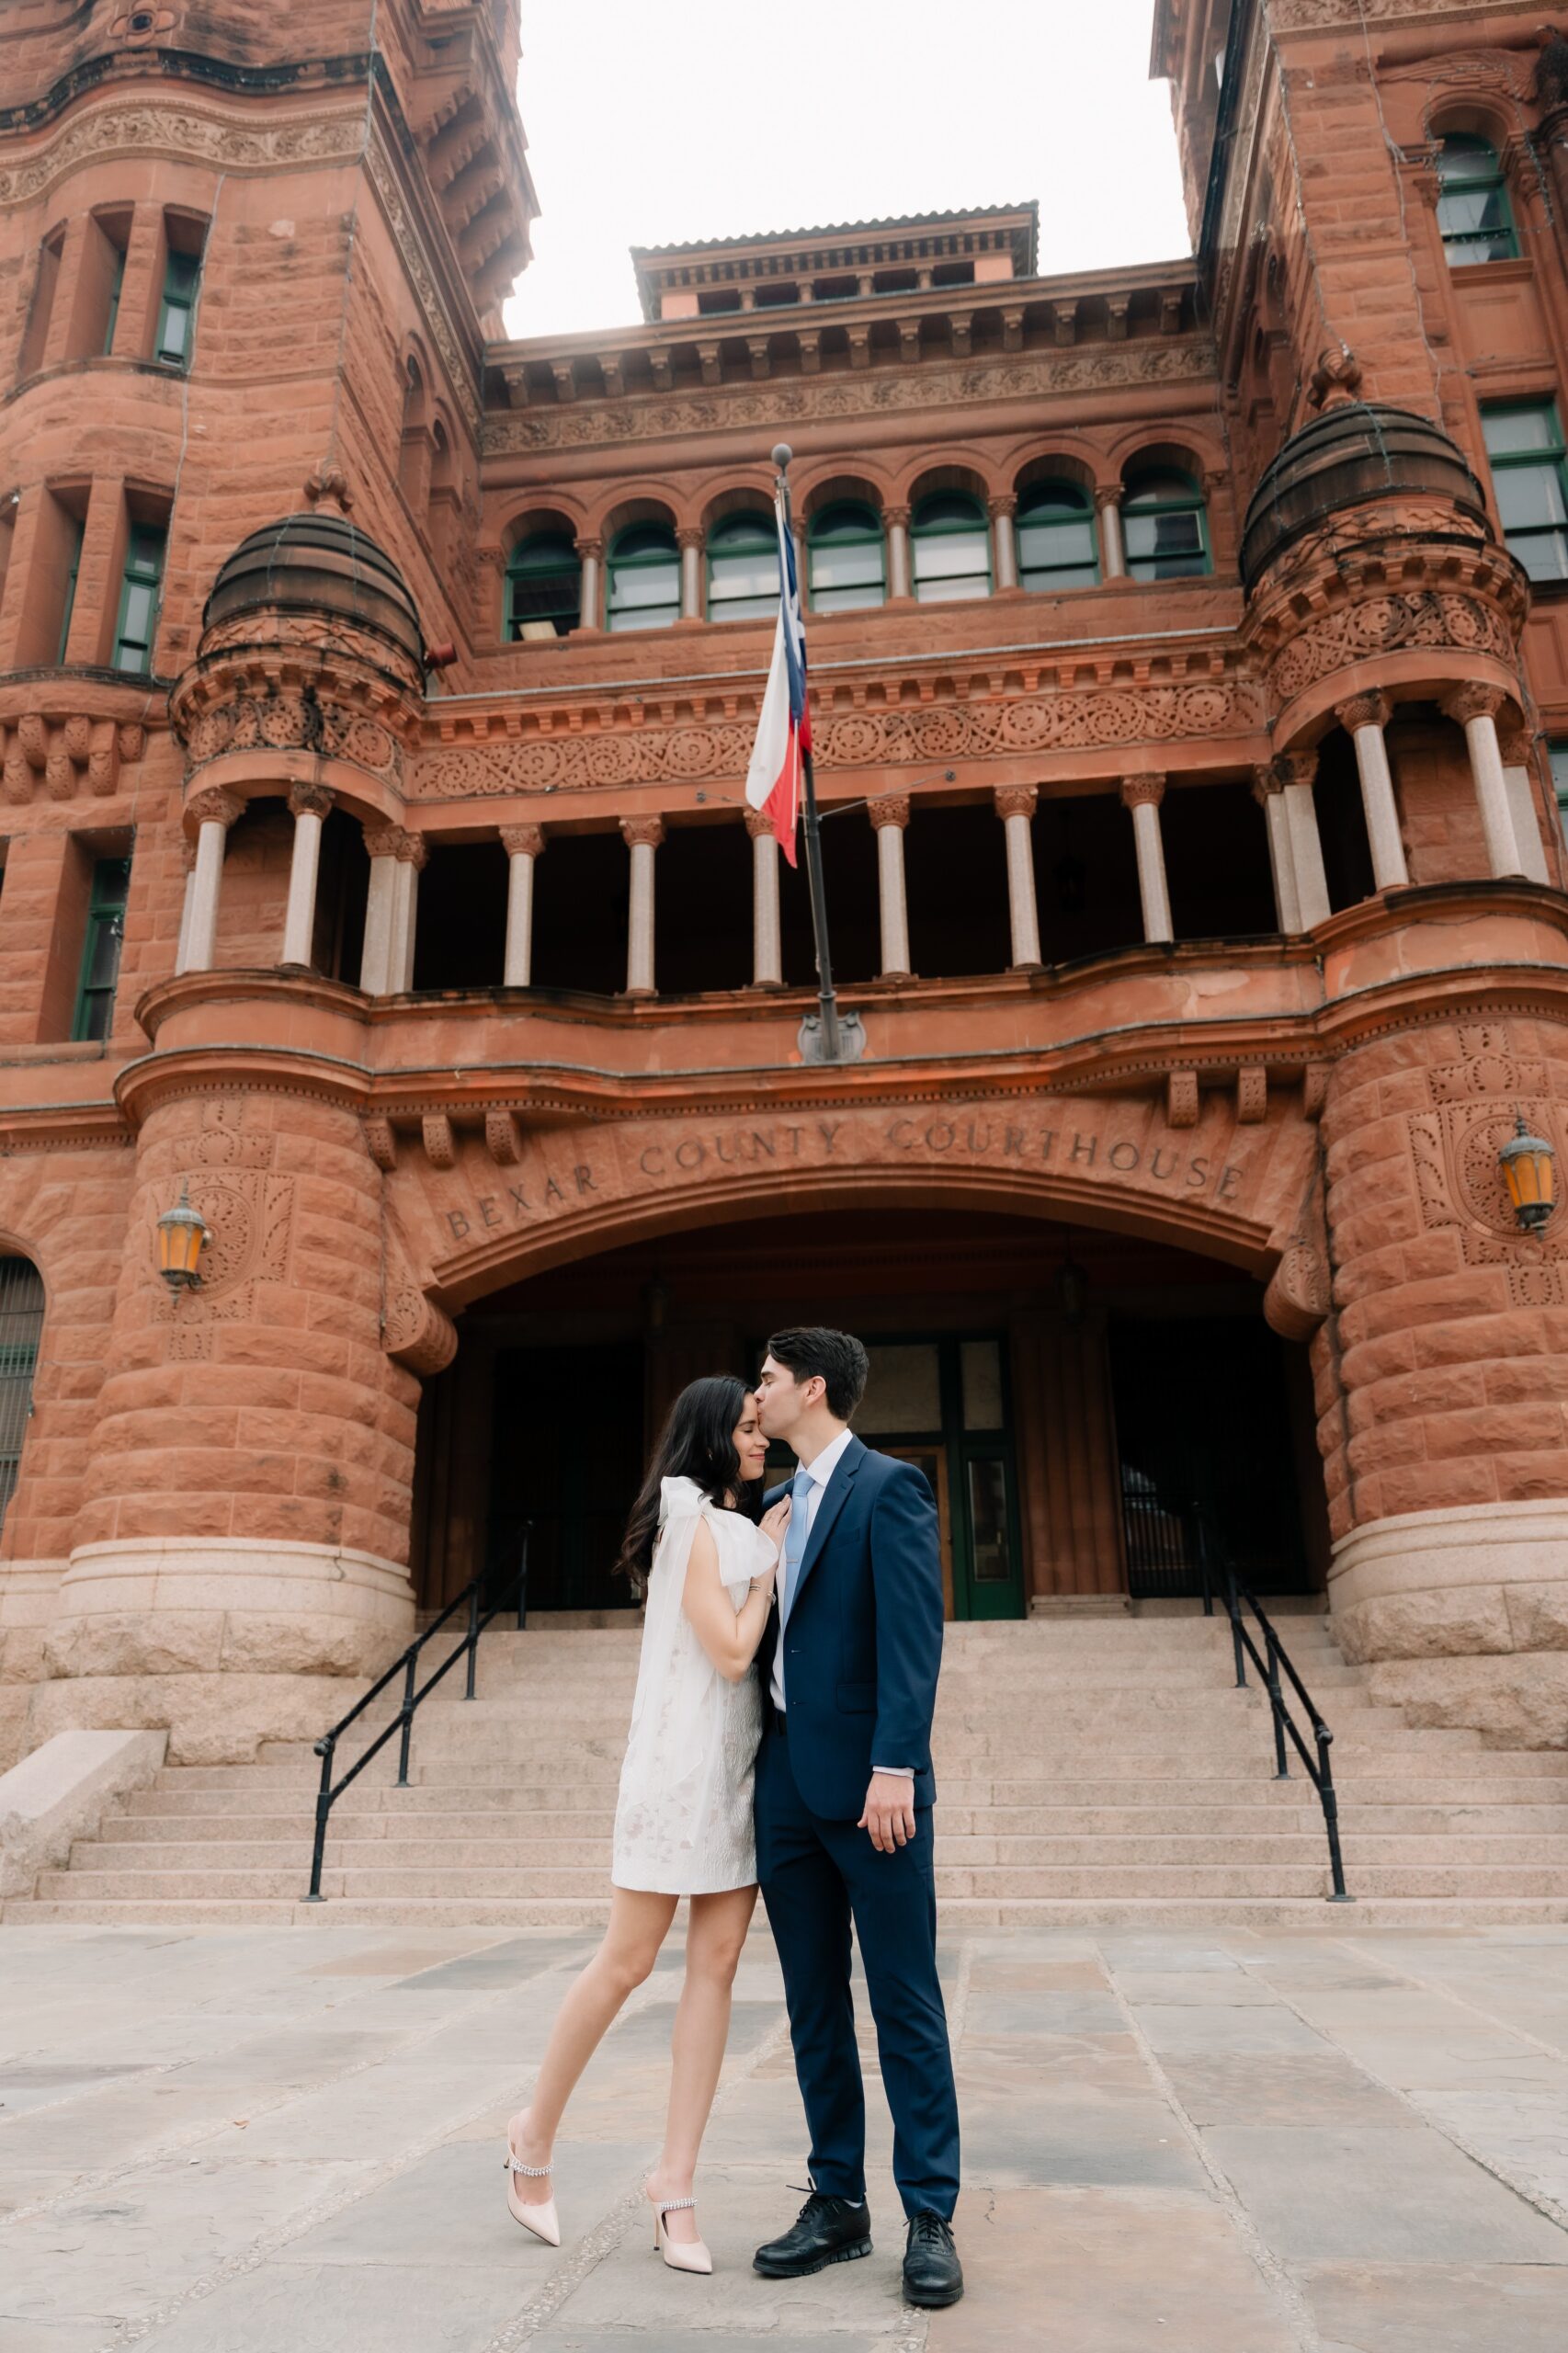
[{"left": 615, "top": 1373, "right": 763, "bottom": 1597}]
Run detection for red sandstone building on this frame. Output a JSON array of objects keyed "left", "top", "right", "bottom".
[{"left": 1, "top": 0, "right": 1567, "bottom": 1779}]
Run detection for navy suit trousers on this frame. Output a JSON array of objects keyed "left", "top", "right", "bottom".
[{"left": 756, "top": 1722, "right": 960, "bottom": 2220}]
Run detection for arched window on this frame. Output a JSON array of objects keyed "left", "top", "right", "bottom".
[
  {"left": 0, "top": 1256, "right": 43, "bottom": 1538},
  {"left": 807, "top": 501, "right": 885, "bottom": 612},
  {"left": 911, "top": 491, "right": 991, "bottom": 602},
  {"left": 607, "top": 522, "right": 679, "bottom": 631},
  {"left": 506, "top": 534, "right": 581, "bottom": 639},
  {"left": 1436, "top": 133, "right": 1518, "bottom": 266},
  {"left": 1123, "top": 470, "right": 1211, "bottom": 582},
  {"left": 1017, "top": 481, "right": 1099, "bottom": 592},
  {"left": 706, "top": 512, "right": 778, "bottom": 622}
]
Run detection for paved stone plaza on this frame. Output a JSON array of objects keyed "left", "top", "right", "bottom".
[{"left": 1, "top": 1923, "right": 1566, "bottom": 2350}]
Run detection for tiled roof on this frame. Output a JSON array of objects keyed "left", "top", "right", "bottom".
[{"left": 631, "top": 203, "right": 1038, "bottom": 262}]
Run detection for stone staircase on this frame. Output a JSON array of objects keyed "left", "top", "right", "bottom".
[{"left": 7, "top": 1613, "right": 1568, "bottom": 1926}]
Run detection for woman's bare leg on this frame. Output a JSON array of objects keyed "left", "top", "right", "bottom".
[
  {"left": 506, "top": 1886, "right": 678, "bottom": 2200},
  {"left": 646, "top": 1884, "right": 758, "bottom": 2245}
]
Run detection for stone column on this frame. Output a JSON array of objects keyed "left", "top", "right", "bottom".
[
  {"left": 280, "top": 782, "right": 333, "bottom": 969},
  {"left": 621, "top": 815, "right": 665, "bottom": 996},
  {"left": 174, "top": 837, "right": 199, "bottom": 975},
  {"left": 176, "top": 788, "right": 243, "bottom": 975},
  {"left": 994, "top": 784, "right": 1042, "bottom": 967},
  {"left": 500, "top": 824, "right": 545, "bottom": 986},
  {"left": 869, "top": 795, "right": 913, "bottom": 978},
  {"left": 744, "top": 806, "right": 783, "bottom": 988},
  {"left": 360, "top": 826, "right": 425, "bottom": 995},
  {"left": 885, "top": 504, "right": 913, "bottom": 599},
  {"left": 1441, "top": 685, "right": 1527, "bottom": 879},
  {"left": 1273, "top": 751, "right": 1332, "bottom": 929},
  {"left": 1335, "top": 691, "right": 1409, "bottom": 891},
  {"left": 1499, "top": 723, "right": 1552, "bottom": 886},
  {"left": 1120, "top": 773, "right": 1174, "bottom": 944},
  {"left": 574, "top": 535, "right": 603, "bottom": 632},
  {"left": 1096, "top": 486, "right": 1126, "bottom": 580},
  {"left": 1252, "top": 766, "right": 1301, "bottom": 934},
  {"left": 989, "top": 494, "right": 1018, "bottom": 591},
  {"left": 677, "top": 527, "right": 704, "bottom": 621}
]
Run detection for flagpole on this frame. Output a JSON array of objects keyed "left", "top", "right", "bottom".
[{"left": 771, "top": 443, "right": 844, "bottom": 1064}]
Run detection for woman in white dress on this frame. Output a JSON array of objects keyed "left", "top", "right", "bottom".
[{"left": 503, "top": 1374, "right": 790, "bottom": 2275}]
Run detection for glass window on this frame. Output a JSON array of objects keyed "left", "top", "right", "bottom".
[
  {"left": 506, "top": 534, "right": 580, "bottom": 640},
  {"left": 707, "top": 512, "right": 778, "bottom": 622},
  {"left": 156, "top": 247, "right": 200, "bottom": 367},
  {"left": 1482, "top": 400, "right": 1568, "bottom": 583},
  {"left": 0, "top": 1256, "right": 44, "bottom": 1541},
  {"left": 808, "top": 500, "right": 885, "bottom": 612},
  {"left": 965, "top": 1456, "right": 1013, "bottom": 1583},
  {"left": 73, "top": 856, "right": 130, "bottom": 1043},
  {"left": 1436, "top": 134, "right": 1518, "bottom": 266},
  {"left": 1017, "top": 481, "right": 1099, "bottom": 592},
  {"left": 1123, "top": 469, "right": 1211, "bottom": 581},
  {"left": 1550, "top": 741, "right": 1568, "bottom": 835},
  {"left": 113, "top": 522, "right": 166, "bottom": 675},
  {"left": 857, "top": 1343, "right": 942, "bottom": 1435},
  {"left": 960, "top": 1339, "right": 1004, "bottom": 1431},
  {"left": 607, "top": 521, "right": 679, "bottom": 631},
  {"left": 56, "top": 517, "right": 84, "bottom": 665},
  {"left": 911, "top": 492, "right": 991, "bottom": 603}
]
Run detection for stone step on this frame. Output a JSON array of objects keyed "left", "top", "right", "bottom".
[
  {"left": 73, "top": 1829, "right": 1568, "bottom": 1875},
  {"left": 35, "top": 1858, "right": 1568, "bottom": 1903}
]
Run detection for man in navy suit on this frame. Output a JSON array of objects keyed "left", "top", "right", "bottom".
[{"left": 751, "top": 1327, "right": 962, "bottom": 2309}]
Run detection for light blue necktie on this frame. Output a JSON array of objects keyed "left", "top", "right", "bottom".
[{"left": 780, "top": 1468, "right": 814, "bottom": 1632}]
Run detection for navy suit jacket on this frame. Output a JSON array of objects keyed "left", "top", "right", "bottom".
[{"left": 756, "top": 1434, "right": 944, "bottom": 1820}]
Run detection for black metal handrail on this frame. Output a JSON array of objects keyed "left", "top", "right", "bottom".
[
  {"left": 1194, "top": 1509, "right": 1352, "bottom": 1902},
  {"left": 303, "top": 1529, "right": 530, "bottom": 1903}
]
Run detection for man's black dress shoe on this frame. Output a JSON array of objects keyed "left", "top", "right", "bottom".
[
  {"left": 903, "top": 2210, "right": 963, "bottom": 2306},
  {"left": 753, "top": 2191, "right": 872, "bottom": 2277}
]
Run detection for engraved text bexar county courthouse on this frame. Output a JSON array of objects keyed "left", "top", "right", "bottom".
[{"left": 4, "top": 0, "right": 1568, "bottom": 1831}]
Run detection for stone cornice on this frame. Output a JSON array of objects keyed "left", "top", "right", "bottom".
[
  {"left": 0, "top": 82, "right": 367, "bottom": 209},
  {"left": 483, "top": 335, "right": 1218, "bottom": 457}
]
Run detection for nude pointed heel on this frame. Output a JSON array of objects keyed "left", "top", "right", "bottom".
[
  {"left": 650, "top": 2191, "right": 712, "bottom": 2276},
  {"left": 503, "top": 2131, "right": 561, "bottom": 2247}
]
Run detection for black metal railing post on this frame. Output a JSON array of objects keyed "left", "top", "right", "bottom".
[
  {"left": 1224, "top": 1565, "right": 1247, "bottom": 1688},
  {"left": 1264, "top": 1627, "right": 1290, "bottom": 1778},
  {"left": 303, "top": 1731, "right": 335, "bottom": 1902},
  {"left": 395, "top": 1647, "right": 417, "bottom": 1786},
  {"left": 464, "top": 1575, "right": 481, "bottom": 1699},
  {"left": 1316, "top": 1725, "right": 1352, "bottom": 1901},
  {"left": 516, "top": 1522, "right": 530, "bottom": 1631}
]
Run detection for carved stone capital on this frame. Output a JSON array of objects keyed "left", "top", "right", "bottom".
[
  {"left": 1251, "top": 763, "right": 1283, "bottom": 803},
  {"left": 868, "top": 793, "right": 911, "bottom": 831},
  {"left": 883, "top": 503, "right": 912, "bottom": 529},
  {"left": 1094, "top": 483, "right": 1122, "bottom": 513},
  {"left": 364, "top": 824, "right": 427, "bottom": 866},
  {"left": 500, "top": 824, "right": 546, "bottom": 858},
  {"left": 620, "top": 815, "right": 665, "bottom": 850},
  {"left": 185, "top": 786, "right": 244, "bottom": 834},
  {"left": 574, "top": 534, "right": 604, "bottom": 561},
  {"left": 1498, "top": 724, "right": 1534, "bottom": 766},
  {"left": 993, "top": 784, "right": 1039, "bottom": 822},
  {"left": 1335, "top": 690, "right": 1391, "bottom": 734},
  {"left": 1272, "top": 751, "right": 1318, "bottom": 790},
  {"left": 986, "top": 493, "right": 1017, "bottom": 521},
  {"left": 675, "top": 526, "right": 705, "bottom": 552},
  {"left": 396, "top": 830, "right": 428, "bottom": 869},
  {"left": 1440, "top": 682, "right": 1506, "bottom": 728},
  {"left": 288, "top": 781, "right": 335, "bottom": 822},
  {"left": 744, "top": 805, "right": 777, "bottom": 841},
  {"left": 1119, "top": 772, "right": 1165, "bottom": 810}
]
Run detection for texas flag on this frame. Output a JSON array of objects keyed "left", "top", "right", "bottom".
[{"left": 744, "top": 493, "right": 809, "bottom": 866}]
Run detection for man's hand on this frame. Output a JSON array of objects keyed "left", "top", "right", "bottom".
[{"left": 858, "top": 1771, "right": 917, "bottom": 1853}]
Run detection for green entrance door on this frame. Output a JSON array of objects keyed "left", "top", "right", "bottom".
[
  {"left": 857, "top": 1336, "right": 1025, "bottom": 1620},
  {"left": 489, "top": 1342, "right": 644, "bottom": 1613}
]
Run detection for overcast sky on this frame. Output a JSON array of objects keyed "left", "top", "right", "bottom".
[{"left": 503, "top": 1, "right": 1192, "bottom": 341}]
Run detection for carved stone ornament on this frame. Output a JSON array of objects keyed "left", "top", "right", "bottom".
[
  {"left": 185, "top": 786, "right": 244, "bottom": 834},
  {"left": 743, "top": 805, "right": 778, "bottom": 840},
  {"left": 1439, "top": 683, "right": 1506, "bottom": 728},
  {"left": 0, "top": 98, "right": 366, "bottom": 212},
  {"left": 1272, "top": 751, "right": 1318, "bottom": 790},
  {"left": 0, "top": 711, "right": 144, "bottom": 805},
  {"left": 1119, "top": 772, "right": 1165, "bottom": 809},
  {"left": 1237, "top": 1068, "right": 1268, "bottom": 1126},
  {"left": 382, "top": 1220, "right": 458, "bottom": 1377},
  {"left": 1167, "top": 1070, "right": 1199, "bottom": 1130},
  {"left": 304, "top": 465, "right": 353, "bottom": 517},
  {"left": 993, "top": 784, "right": 1039, "bottom": 822},
  {"left": 1264, "top": 1168, "right": 1333, "bottom": 1343},
  {"left": 1307, "top": 345, "right": 1364, "bottom": 413},
  {"left": 620, "top": 815, "right": 666, "bottom": 850},
  {"left": 868, "top": 793, "right": 911, "bottom": 831},
  {"left": 1335, "top": 691, "right": 1392, "bottom": 734},
  {"left": 485, "top": 1109, "right": 522, "bottom": 1165},
  {"left": 422, "top": 1113, "right": 456, "bottom": 1169},
  {"left": 417, "top": 681, "right": 1266, "bottom": 801},
  {"left": 499, "top": 824, "right": 546, "bottom": 858},
  {"left": 288, "top": 781, "right": 335, "bottom": 821},
  {"left": 1261, "top": 588, "right": 1517, "bottom": 710},
  {"left": 1406, "top": 1023, "right": 1568, "bottom": 1311},
  {"left": 364, "top": 1117, "right": 398, "bottom": 1172}
]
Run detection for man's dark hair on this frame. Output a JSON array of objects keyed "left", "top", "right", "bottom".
[{"left": 766, "top": 1326, "right": 870, "bottom": 1422}]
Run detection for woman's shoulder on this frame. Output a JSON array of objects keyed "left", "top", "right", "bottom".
[{"left": 659, "top": 1475, "right": 710, "bottom": 1525}]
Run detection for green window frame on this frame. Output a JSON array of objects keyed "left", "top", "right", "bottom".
[
  {"left": 0, "top": 1256, "right": 44, "bottom": 1541},
  {"left": 1436, "top": 133, "right": 1518, "bottom": 267},
  {"left": 706, "top": 512, "right": 778, "bottom": 622},
  {"left": 911, "top": 491, "right": 991, "bottom": 603},
  {"left": 607, "top": 521, "right": 679, "bottom": 632},
  {"left": 1549, "top": 741, "right": 1568, "bottom": 835},
  {"left": 113, "top": 521, "right": 166, "bottom": 676},
  {"left": 155, "top": 247, "right": 200, "bottom": 369},
  {"left": 72, "top": 855, "right": 131, "bottom": 1043},
  {"left": 1482, "top": 399, "right": 1568, "bottom": 584},
  {"left": 56, "top": 517, "right": 85, "bottom": 665},
  {"left": 1017, "top": 480, "right": 1100, "bottom": 592},
  {"left": 1123, "top": 469, "right": 1211, "bottom": 582},
  {"left": 807, "top": 500, "right": 885, "bottom": 612},
  {"left": 506, "top": 534, "right": 581, "bottom": 640}
]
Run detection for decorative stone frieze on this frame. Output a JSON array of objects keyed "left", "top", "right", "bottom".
[{"left": 0, "top": 715, "right": 145, "bottom": 804}]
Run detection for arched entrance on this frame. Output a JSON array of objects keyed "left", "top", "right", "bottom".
[{"left": 408, "top": 1204, "right": 1330, "bottom": 1623}]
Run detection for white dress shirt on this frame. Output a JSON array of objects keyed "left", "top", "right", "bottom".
[{"left": 769, "top": 1427, "right": 915, "bottom": 1779}]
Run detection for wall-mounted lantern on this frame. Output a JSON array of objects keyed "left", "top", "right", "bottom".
[
  {"left": 155, "top": 1180, "right": 210, "bottom": 1292},
  {"left": 1499, "top": 1113, "right": 1557, "bottom": 1235}
]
